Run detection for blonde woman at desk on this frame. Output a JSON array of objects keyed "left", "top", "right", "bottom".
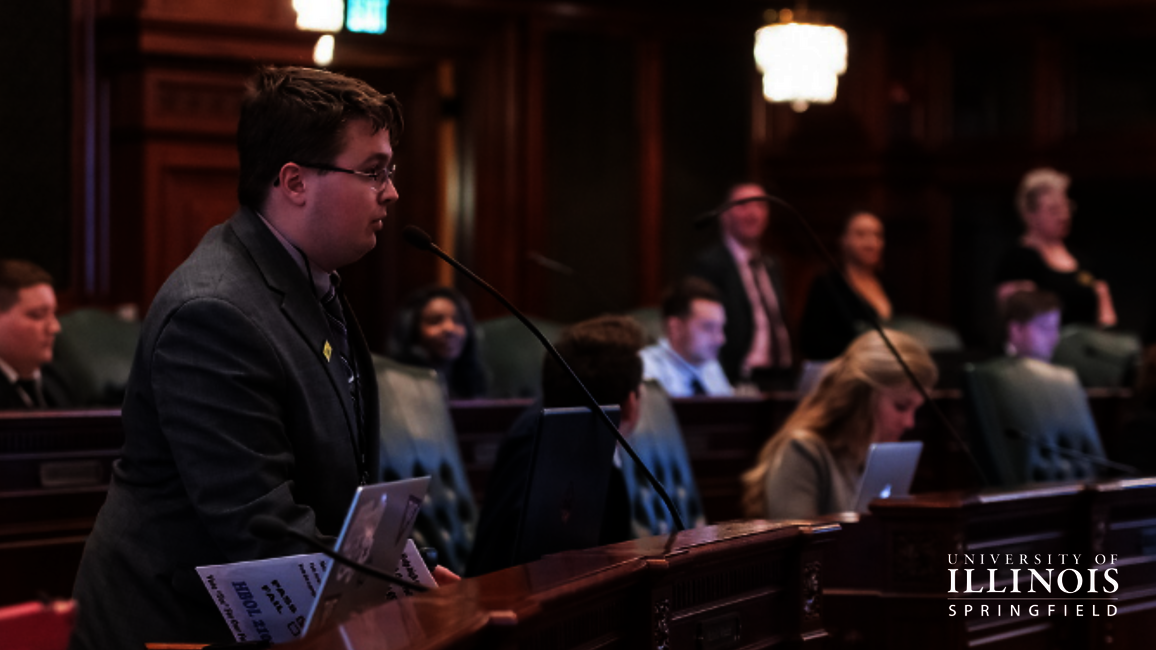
[{"left": 741, "top": 330, "right": 937, "bottom": 520}]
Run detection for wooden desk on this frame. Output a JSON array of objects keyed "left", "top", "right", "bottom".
[
  {"left": 822, "top": 478, "right": 1156, "bottom": 650},
  {"left": 288, "top": 520, "right": 840, "bottom": 650},
  {"left": 0, "top": 388, "right": 1141, "bottom": 607},
  {"left": 0, "top": 409, "right": 121, "bottom": 605}
]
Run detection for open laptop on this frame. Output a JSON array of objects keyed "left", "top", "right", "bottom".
[
  {"left": 852, "top": 441, "right": 923, "bottom": 513},
  {"left": 306, "top": 476, "right": 430, "bottom": 631},
  {"left": 511, "top": 406, "right": 620, "bottom": 568},
  {"left": 197, "top": 476, "right": 430, "bottom": 644}
]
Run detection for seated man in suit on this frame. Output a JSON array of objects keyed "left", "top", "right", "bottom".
[
  {"left": 0, "top": 259, "right": 71, "bottom": 409},
  {"left": 1004, "top": 290, "right": 1062, "bottom": 362},
  {"left": 467, "top": 315, "right": 646, "bottom": 576},
  {"left": 692, "top": 182, "right": 792, "bottom": 387},
  {"left": 641, "top": 277, "right": 733, "bottom": 397}
]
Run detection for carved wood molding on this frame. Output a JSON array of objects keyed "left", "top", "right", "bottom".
[
  {"left": 652, "top": 597, "right": 671, "bottom": 650},
  {"left": 802, "top": 560, "right": 823, "bottom": 621},
  {"left": 146, "top": 72, "right": 245, "bottom": 136},
  {"left": 891, "top": 531, "right": 939, "bottom": 585}
]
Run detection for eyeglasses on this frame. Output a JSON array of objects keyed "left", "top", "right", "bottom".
[{"left": 280, "top": 162, "right": 396, "bottom": 188}]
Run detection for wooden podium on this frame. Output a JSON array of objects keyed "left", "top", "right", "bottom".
[
  {"left": 823, "top": 478, "right": 1156, "bottom": 649},
  {"left": 286, "top": 520, "right": 840, "bottom": 649}
]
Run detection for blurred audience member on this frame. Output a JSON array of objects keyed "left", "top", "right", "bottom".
[
  {"left": 800, "top": 211, "right": 892, "bottom": 360},
  {"left": 468, "top": 315, "right": 646, "bottom": 576},
  {"left": 641, "top": 277, "right": 733, "bottom": 397},
  {"left": 742, "top": 330, "right": 936, "bottom": 519},
  {"left": 692, "top": 182, "right": 792, "bottom": 384},
  {"left": 1003, "top": 290, "right": 1062, "bottom": 362},
  {"left": 996, "top": 168, "right": 1115, "bottom": 327},
  {"left": 0, "top": 260, "right": 71, "bottom": 409},
  {"left": 389, "top": 285, "right": 488, "bottom": 399}
]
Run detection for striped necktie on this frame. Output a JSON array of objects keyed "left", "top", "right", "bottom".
[
  {"left": 15, "top": 378, "right": 44, "bottom": 408},
  {"left": 321, "top": 275, "right": 367, "bottom": 484}
]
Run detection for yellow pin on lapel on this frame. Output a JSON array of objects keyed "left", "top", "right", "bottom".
[{"left": 323, "top": 340, "right": 333, "bottom": 362}]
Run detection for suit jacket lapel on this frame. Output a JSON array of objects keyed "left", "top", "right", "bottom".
[
  {"left": 341, "top": 291, "right": 381, "bottom": 479},
  {"left": 228, "top": 207, "right": 359, "bottom": 448}
]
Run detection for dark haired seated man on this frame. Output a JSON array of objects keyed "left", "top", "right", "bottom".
[
  {"left": 641, "top": 277, "right": 733, "bottom": 397},
  {"left": 466, "top": 315, "right": 646, "bottom": 577},
  {"left": 0, "top": 260, "right": 72, "bottom": 409},
  {"left": 70, "top": 67, "right": 458, "bottom": 650},
  {"left": 1003, "top": 290, "right": 1062, "bottom": 362}
]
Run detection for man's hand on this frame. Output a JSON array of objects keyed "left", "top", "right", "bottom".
[{"left": 432, "top": 565, "right": 461, "bottom": 585}]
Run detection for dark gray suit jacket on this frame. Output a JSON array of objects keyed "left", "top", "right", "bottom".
[
  {"left": 691, "top": 242, "right": 792, "bottom": 383},
  {"left": 70, "top": 207, "right": 380, "bottom": 649},
  {"left": 0, "top": 364, "right": 74, "bottom": 409}
]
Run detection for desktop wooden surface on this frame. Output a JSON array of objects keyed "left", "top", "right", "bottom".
[
  {"left": 287, "top": 520, "right": 839, "bottom": 650},
  {"left": 823, "top": 478, "right": 1156, "bottom": 650}
]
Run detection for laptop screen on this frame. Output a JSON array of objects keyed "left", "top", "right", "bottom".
[
  {"left": 512, "top": 406, "right": 620, "bottom": 567},
  {"left": 853, "top": 441, "right": 923, "bottom": 514}
]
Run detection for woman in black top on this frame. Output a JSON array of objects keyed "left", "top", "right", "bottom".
[
  {"left": 800, "top": 211, "right": 893, "bottom": 360},
  {"left": 995, "top": 168, "right": 1116, "bottom": 327},
  {"left": 389, "top": 285, "right": 489, "bottom": 399}
]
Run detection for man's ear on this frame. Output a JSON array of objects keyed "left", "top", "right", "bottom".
[
  {"left": 619, "top": 387, "right": 642, "bottom": 438},
  {"left": 1006, "top": 322, "right": 1023, "bottom": 353},
  {"left": 274, "top": 163, "right": 309, "bottom": 206}
]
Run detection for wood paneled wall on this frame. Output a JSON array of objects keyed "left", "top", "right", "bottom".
[
  {"left": 15, "top": 0, "right": 1156, "bottom": 353},
  {"left": 757, "top": 1, "right": 1156, "bottom": 348}
]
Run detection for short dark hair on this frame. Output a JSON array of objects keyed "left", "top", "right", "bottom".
[
  {"left": 0, "top": 260, "right": 53, "bottom": 312},
  {"left": 724, "top": 180, "right": 766, "bottom": 202},
  {"left": 1002, "top": 290, "right": 1061, "bottom": 326},
  {"left": 542, "top": 315, "right": 645, "bottom": 409},
  {"left": 661, "top": 277, "right": 722, "bottom": 320},
  {"left": 237, "top": 66, "right": 404, "bottom": 210}
]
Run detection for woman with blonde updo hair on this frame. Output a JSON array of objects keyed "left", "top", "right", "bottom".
[
  {"left": 742, "top": 329, "right": 937, "bottom": 520},
  {"left": 995, "top": 167, "right": 1115, "bottom": 327}
]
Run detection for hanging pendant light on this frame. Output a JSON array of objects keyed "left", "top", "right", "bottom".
[
  {"left": 754, "top": 7, "right": 848, "bottom": 112},
  {"left": 293, "top": 0, "right": 345, "bottom": 32}
]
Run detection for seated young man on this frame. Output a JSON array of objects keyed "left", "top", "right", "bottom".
[
  {"left": 0, "top": 259, "right": 71, "bottom": 409},
  {"left": 641, "top": 277, "right": 734, "bottom": 397},
  {"left": 466, "top": 315, "right": 646, "bottom": 576},
  {"left": 1004, "top": 290, "right": 1062, "bottom": 362}
]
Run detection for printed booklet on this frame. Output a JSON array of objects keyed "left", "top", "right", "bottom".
[{"left": 196, "top": 477, "right": 434, "bottom": 644}]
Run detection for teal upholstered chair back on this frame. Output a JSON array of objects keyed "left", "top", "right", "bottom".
[
  {"left": 53, "top": 309, "right": 141, "bottom": 406},
  {"left": 373, "top": 355, "right": 478, "bottom": 575},
  {"left": 887, "top": 315, "right": 964, "bottom": 353},
  {"left": 1050, "top": 325, "right": 1141, "bottom": 388},
  {"left": 476, "top": 315, "right": 565, "bottom": 398},
  {"left": 621, "top": 381, "right": 707, "bottom": 536},
  {"left": 624, "top": 307, "right": 664, "bottom": 345},
  {"left": 963, "top": 357, "right": 1106, "bottom": 487}
]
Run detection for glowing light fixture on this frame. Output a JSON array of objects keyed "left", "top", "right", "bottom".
[
  {"left": 348, "top": 0, "right": 388, "bottom": 34},
  {"left": 313, "top": 34, "right": 336, "bottom": 67},
  {"left": 294, "top": 0, "right": 345, "bottom": 33},
  {"left": 754, "top": 8, "right": 847, "bottom": 112}
]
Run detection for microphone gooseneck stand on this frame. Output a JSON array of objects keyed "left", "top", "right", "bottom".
[
  {"left": 695, "top": 194, "right": 991, "bottom": 487},
  {"left": 248, "top": 515, "right": 428, "bottom": 592},
  {"left": 401, "top": 225, "right": 687, "bottom": 532}
]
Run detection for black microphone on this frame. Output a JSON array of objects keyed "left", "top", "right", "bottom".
[
  {"left": 1005, "top": 429, "right": 1138, "bottom": 477},
  {"left": 692, "top": 195, "right": 771, "bottom": 229},
  {"left": 693, "top": 193, "right": 991, "bottom": 487},
  {"left": 527, "top": 251, "right": 576, "bottom": 276},
  {"left": 401, "top": 225, "right": 686, "bottom": 532},
  {"left": 248, "top": 515, "right": 429, "bottom": 592}
]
